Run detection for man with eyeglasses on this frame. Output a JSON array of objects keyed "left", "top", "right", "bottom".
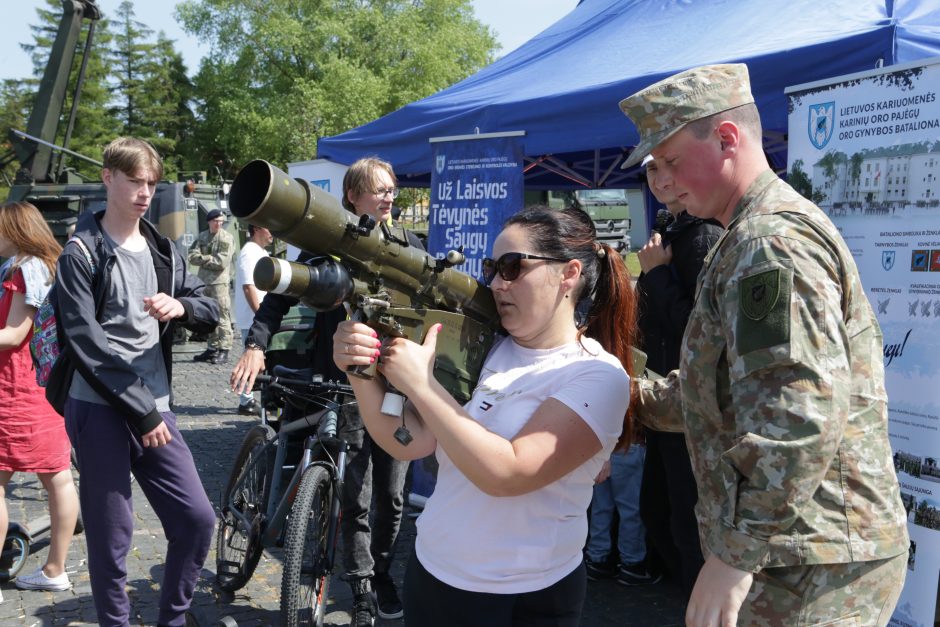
[
  {"left": 230, "top": 157, "right": 421, "bottom": 627},
  {"left": 189, "top": 208, "right": 236, "bottom": 364}
]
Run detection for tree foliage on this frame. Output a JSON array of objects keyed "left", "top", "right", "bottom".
[
  {"left": 175, "top": 0, "right": 498, "bottom": 173},
  {"left": 0, "top": 0, "right": 498, "bottom": 192},
  {"left": 788, "top": 158, "right": 824, "bottom": 205},
  {"left": 17, "top": 0, "right": 120, "bottom": 180}
]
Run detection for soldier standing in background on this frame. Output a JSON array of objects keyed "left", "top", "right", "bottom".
[
  {"left": 621, "top": 64, "right": 909, "bottom": 627},
  {"left": 189, "top": 209, "right": 236, "bottom": 365}
]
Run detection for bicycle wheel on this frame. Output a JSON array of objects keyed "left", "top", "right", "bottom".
[
  {"left": 0, "top": 530, "right": 30, "bottom": 581},
  {"left": 216, "top": 424, "right": 275, "bottom": 592},
  {"left": 280, "top": 465, "right": 334, "bottom": 627}
]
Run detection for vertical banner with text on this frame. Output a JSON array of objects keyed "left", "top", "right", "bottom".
[
  {"left": 787, "top": 57, "right": 940, "bottom": 627},
  {"left": 408, "top": 133, "right": 524, "bottom": 505},
  {"left": 428, "top": 133, "right": 525, "bottom": 281}
]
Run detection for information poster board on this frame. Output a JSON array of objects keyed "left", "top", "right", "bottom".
[{"left": 787, "top": 57, "right": 940, "bottom": 627}]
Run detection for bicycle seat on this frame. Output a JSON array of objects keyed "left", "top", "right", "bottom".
[{"left": 271, "top": 365, "right": 321, "bottom": 381}]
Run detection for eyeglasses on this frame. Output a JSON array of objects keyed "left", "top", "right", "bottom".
[
  {"left": 482, "top": 252, "right": 569, "bottom": 285},
  {"left": 373, "top": 187, "right": 400, "bottom": 199}
]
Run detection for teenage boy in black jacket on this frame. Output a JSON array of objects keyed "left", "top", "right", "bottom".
[
  {"left": 53, "top": 137, "right": 219, "bottom": 627},
  {"left": 635, "top": 154, "right": 722, "bottom": 600}
]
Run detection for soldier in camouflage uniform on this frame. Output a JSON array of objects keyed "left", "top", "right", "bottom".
[
  {"left": 620, "top": 64, "right": 909, "bottom": 626},
  {"left": 188, "top": 209, "right": 236, "bottom": 364}
]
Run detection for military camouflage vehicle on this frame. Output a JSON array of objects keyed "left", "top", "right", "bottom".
[{"left": 526, "top": 188, "right": 632, "bottom": 251}]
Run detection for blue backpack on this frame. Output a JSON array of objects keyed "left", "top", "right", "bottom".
[{"left": 30, "top": 238, "right": 96, "bottom": 387}]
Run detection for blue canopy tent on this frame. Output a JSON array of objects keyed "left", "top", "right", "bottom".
[{"left": 318, "top": 0, "right": 940, "bottom": 201}]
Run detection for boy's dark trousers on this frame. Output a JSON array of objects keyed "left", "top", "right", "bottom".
[{"left": 65, "top": 398, "right": 216, "bottom": 627}]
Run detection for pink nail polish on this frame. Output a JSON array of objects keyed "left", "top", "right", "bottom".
[
  {"left": 370, "top": 356, "right": 376, "bottom": 363},
  {"left": 372, "top": 330, "right": 378, "bottom": 338}
]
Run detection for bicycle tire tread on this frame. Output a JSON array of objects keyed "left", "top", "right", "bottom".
[
  {"left": 216, "top": 424, "right": 275, "bottom": 592},
  {"left": 280, "top": 464, "right": 333, "bottom": 627}
]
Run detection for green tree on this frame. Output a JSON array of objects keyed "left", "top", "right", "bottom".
[
  {"left": 0, "top": 79, "right": 33, "bottom": 194},
  {"left": 134, "top": 34, "right": 197, "bottom": 179},
  {"left": 849, "top": 152, "right": 863, "bottom": 186},
  {"left": 788, "top": 159, "right": 813, "bottom": 200},
  {"left": 816, "top": 151, "right": 844, "bottom": 206},
  {"left": 176, "top": 0, "right": 498, "bottom": 173},
  {"left": 788, "top": 158, "right": 824, "bottom": 205},
  {"left": 110, "top": 0, "right": 154, "bottom": 137},
  {"left": 18, "top": 0, "right": 119, "bottom": 180},
  {"left": 110, "top": 2, "right": 199, "bottom": 179}
]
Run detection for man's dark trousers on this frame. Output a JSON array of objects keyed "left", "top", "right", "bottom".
[{"left": 65, "top": 398, "right": 216, "bottom": 627}]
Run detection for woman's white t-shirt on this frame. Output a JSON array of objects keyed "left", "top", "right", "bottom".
[{"left": 415, "top": 335, "right": 629, "bottom": 593}]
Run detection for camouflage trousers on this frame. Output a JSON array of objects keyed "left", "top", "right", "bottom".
[
  {"left": 205, "top": 283, "right": 233, "bottom": 351},
  {"left": 742, "top": 552, "right": 907, "bottom": 626}
]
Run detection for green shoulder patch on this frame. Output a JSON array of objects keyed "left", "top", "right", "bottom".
[
  {"left": 736, "top": 266, "right": 791, "bottom": 354},
  {"left": 740, "top": 269, "right": 780, "bottom": 321}
]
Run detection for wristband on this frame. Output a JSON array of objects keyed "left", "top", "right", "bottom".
[{"left": 245, "top": 342, "right": 265, "bottom": 352}]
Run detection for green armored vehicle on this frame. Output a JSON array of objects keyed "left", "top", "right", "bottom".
[{"left": 526, "top": 188, "right": 632, "bottom": 251}]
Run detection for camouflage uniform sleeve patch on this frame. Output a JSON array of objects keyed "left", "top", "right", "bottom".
[{"left": 736, "top": 265, "right": 791, "bottom": 354}]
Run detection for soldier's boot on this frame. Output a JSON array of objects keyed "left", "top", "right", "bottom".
[
  {"left": 209, "top": 349, "right": 230, "bottom": 365},
  {"left": 193, "top": 348, "right": 218, "bottom": 362}
]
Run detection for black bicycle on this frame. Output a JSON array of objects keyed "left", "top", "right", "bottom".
[{"left": 215, "top": 366, "right": 355, "bottom": 627}]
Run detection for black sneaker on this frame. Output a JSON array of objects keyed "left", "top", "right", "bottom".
[
  {"left": 584, "top": 557, "right": 617, "bottom": 581},
  {"left": 373, "top": 572, "right": 404, "bottom": 620},
  {"left": 350, "top": 578, "right": 377, "bottom": 627},
  {"left": 616, "top": 562, "right": 662, "bottom": 586},
  {"left": 237, "top": 399, "right": 261, "bottom": 416},
  {"left": 193, "top": 348, "right": 217, "bottom": 362}
]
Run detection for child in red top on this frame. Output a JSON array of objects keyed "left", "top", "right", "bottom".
[{"left": 0, "top": 200, "right": 78, "bottom": 593}]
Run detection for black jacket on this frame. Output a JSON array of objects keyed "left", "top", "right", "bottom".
[
  {"left": 636, "top": 211, "right": 723, "bottom": 376},
  {"left": 53, "top": 210, "right": 219, "bottom": 435}
]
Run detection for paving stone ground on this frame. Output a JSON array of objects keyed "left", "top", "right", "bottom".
[{"left": 1, "top": 344, "right": 685, "bottom": 626}]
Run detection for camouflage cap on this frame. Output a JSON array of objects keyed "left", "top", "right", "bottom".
[{"left": 619, "top": 64, "right": 754, "bottom": 169}]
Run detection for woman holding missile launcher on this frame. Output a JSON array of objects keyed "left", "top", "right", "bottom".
[{"left": 333, "top": 204, "right": 637, "bottom": 627}]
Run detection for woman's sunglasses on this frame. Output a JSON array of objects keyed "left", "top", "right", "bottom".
[{"left": 481, "top": 252, "right": 569, "bottom": 285}]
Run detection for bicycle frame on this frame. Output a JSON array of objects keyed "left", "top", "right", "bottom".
[{"left": 224, "top": 397, "right": 349, "bottom": 556}]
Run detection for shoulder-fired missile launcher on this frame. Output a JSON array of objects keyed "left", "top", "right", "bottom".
[{"left": 230, "top": 159, "right": 502, "bottom": 404}]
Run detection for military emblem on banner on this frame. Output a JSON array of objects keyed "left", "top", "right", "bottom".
[
  {"left": 882, "top": 250, "right": 896, "bottom": 271},
  {"left": 435, "top": 154, "right": 447, "bottom": 175},
  {"left": 808, "top": 102, "right": 835, "bottom": 150},
  {"left": 912, "top": 249, "right": 928, "bottom": 272}
]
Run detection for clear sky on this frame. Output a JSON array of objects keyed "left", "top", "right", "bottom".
[{"left": 0, "top": 0, "right": 577, "bottom": 81}]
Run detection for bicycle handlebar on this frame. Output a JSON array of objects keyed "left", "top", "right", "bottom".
[{"left": 254, "top": 373, "right": 354, "bottom": 397}]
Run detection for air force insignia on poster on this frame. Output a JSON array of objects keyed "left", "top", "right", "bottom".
[
  {"left": 882, "top": 250, "right": 896, "bottom": 271},
  {"left": 435, "top": 154, "right": 446, "bottom": 175},
  {"left": 808, "top": 102, "right": 835, "bottom": 149}
]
